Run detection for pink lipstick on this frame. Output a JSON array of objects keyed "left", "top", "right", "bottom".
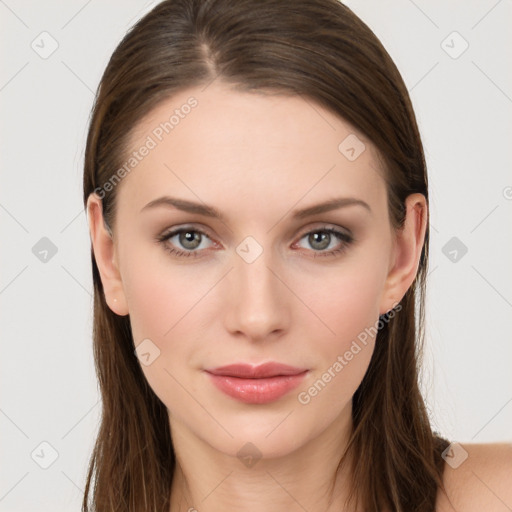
[{"left": 204, "top": 362, "right": 308, "bottom": 404}]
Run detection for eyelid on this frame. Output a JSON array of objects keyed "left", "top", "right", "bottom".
[
  {"left": 158, "top": 223, "right": 220, "bottom": 244},
  {"left": 293, "top": 222, "right": 353, "bottom": 240}
]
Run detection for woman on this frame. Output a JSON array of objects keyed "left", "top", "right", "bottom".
[{"left": 83, "top": 0, "right": 512, "bottom": 510}]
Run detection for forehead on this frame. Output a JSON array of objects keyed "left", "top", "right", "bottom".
[{"left": 117, "top": 81, "right": 387, "bottom": 220}]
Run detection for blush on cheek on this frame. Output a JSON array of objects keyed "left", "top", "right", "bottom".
[
  {"left": 124, "top": 261, "right": 185, "bottom": 340},
  {"left": 299, "top": 274, "right": 382, "bottom": 389},
  {"left": 310, "top": 272, "right": 382, "bottom": 338}
]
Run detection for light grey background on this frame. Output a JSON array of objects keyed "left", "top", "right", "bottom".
[{"left": 1, "top": 0, "right": 511, "bottom": 510}]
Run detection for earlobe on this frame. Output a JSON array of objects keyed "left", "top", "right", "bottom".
[
  {"left": 86, "top": 193, "right": 129, "bottom": 316},
  {"left": 379, "top": 193, "right": 427, "bottom": 315}
]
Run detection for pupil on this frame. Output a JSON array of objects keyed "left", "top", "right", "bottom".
[
  {"left": 310, "top": 232, "right": 330, "bottom": 250},
  {"left": 181, "top": 231, "right": 200, "bottom": 249}
]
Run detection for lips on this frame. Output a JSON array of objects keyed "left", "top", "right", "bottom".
[
  {"left": 203, "top": 362, "right": 309, "bottom": 404},
  {"left": 204, "top": 362, "right": 308, "bottom": 378}
]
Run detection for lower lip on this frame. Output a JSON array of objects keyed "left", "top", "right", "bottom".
[{"left": 205, "top": 371, "right": 308, "bottom": 404}]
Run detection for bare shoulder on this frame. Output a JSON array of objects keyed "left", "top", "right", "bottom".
[{"left": 436, "top": 442, "right": 512, "bottom": 511}]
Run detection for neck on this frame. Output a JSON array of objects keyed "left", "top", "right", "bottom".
[{"left": 168, "top": 405, "right": 359, "bottom": 512}]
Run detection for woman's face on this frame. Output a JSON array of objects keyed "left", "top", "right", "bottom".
[{"left": 88, "top": 82, "right": 423, "bottom": 459}]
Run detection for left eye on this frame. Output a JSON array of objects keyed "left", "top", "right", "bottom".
[
  {"left": 157, "top": 228, "right": 214, "bottom": 257},
  {"left": 294, "top": 227, "right": 353, "bottom": 256}
]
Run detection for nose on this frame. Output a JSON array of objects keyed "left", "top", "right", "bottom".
[{"left": 223, "top": 245, "right": 290, "bottom": 342}]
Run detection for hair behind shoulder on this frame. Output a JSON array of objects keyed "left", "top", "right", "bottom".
[{"left": 82, "top": 1, "right": 451, "bottom": 510}]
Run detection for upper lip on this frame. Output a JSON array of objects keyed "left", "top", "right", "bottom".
[{"left": 204, "top": 362, "right": 308, "bottom": 378}]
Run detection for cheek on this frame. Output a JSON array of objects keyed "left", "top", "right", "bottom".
[
  {"left": 121, "top": 243, "right": 201, "bottom": 342},
  {"left": 120, "top": 247, "right": 220, "bottom": 403},
  {"left": 124, "top": 271, "right": 173, "bottom": 344},
  {"left": 296, "top": 254, "right": 387, "bottom": 346},
  {"left": 122, "top": 262, "right": 193, "bottom": 412},
  {"left": 292, "top": 254, "right": 387, "bottom": 403}
]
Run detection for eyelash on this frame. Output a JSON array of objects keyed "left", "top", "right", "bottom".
[{"left": 156, "top": 225, "right": 354, "bottom": 259}]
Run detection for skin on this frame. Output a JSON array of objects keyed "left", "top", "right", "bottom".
[
  {"left": 436, "top": 443, "right": 512, "bottom": 511},
  {"left": 87, "top": 81, "right": 430, "bottom": 512}
]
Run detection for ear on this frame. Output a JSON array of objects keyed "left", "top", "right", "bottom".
[
  {"left": 379, "top": 193, "right": 428, "bottom": 315},
  {"left": 86, "top": 193, "right": 129, "bottom": 316}
]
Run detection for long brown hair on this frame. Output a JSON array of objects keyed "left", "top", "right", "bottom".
[{"left": 82, "top": 0, "right": 451, "bottom": 510}]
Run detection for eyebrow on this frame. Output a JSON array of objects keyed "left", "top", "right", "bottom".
[{"left": 140, "top": 195, "right": 371, "bottom": 220}]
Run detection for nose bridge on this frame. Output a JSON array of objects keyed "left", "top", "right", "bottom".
[{"left": 225, "top": 236, "right": 287, "bottom": 339}]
